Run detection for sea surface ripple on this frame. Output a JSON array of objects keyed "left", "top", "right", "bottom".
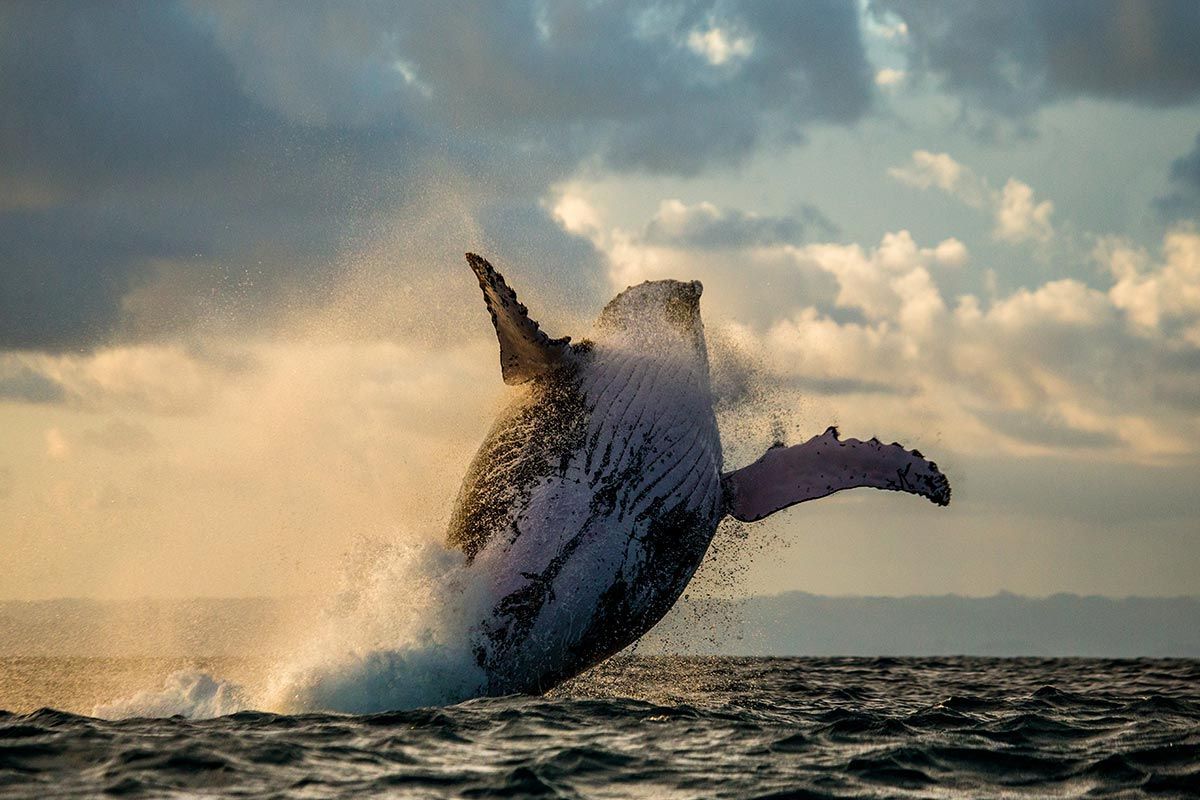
[{"left": 2, "top": 656, "right": 1198, "bottom": 798}]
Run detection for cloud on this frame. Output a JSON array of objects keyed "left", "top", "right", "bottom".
[
  {"left": 686, "top": 24, "right": 755, "bottom": 66},
  {"left": 977, "top": 408, "right": 1121, "bottom": 450},
  {"left": 560, "top": 194, "right": 1200, "bottom": 464},
  {"left": 755, "top": 245, "right": 1196, "bottom": 461},
  {"left": 870, "top": 18, "right": 908, "bottom": 41},
  {"left": 0, "top": 359, "right": 66, "bottom": 404},
  {"left": 80, "top": 420, "right": 157, "bottom": 453},
  {"left": 550, "top": 192, "right": 843, "bottom": 324},
  {"left": 890, "top": 151, "right": 1055, "bottom": 244},
  {"left": 782, "top": 231, "right": 960, "bottom": 331},
  {"left": 641, "top": 199, "right": 833, "bottom": 250},
  {"left": 0, "top": 2, "right": 421, "bottom": 350},
  {"left": 0, "top": 333, "right": 510, "bottom": 598},
  {"left": 208, "top": 2, "right": 873, "bottom": 170},
  {"left": 874, "top": 67, "right": 906, "bottom": 87},
  {"left": 44, "top": 428, "right": 69, "bottom": 460},
  {"left": 1156, "top": 133, "right": 1200, "bottom": 219},
  {"left": 1099, "top": 229, "right": 1200, "bottom": 342},
  {"left": 0, "top": 345, "right": 241, "bottom": 415},
  {"left": 932, "top": 238, "right": 968, "bottom": 267},
  {"left": 871, "top": 0, "right": 1200, "bottom": 116},
  {"left": 0, "top": 1, "right": 875, "bottom": 352},
  {"left": 888, "top": 150, "right": 989, "bottom": 206},
  {"left": 550, "top": 194, "right": 604, "bottom": 238},
  {"left": 994, "top": 178, "right": 1055, "bottom": 244}
]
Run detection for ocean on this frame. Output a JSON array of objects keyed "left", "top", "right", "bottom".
[{"left": 2, "top": 655, "right": 1197, "bottom": 798}]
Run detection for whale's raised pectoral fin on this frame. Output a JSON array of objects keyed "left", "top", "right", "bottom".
[
  {"left": 467, "top": 253, "right": 575, "bottom": 385},
  {"left": 722, "top": 426, "right": 950, "bottom": 522}
]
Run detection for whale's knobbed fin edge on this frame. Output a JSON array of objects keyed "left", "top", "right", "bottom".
[
  {"left": 466, "top": 253, "right": 575, "bottom": 385},
  {"left": 721, "top": 426, "right": 950, "bottom": 521}
]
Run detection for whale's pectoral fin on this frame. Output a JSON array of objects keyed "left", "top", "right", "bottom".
[
  {"left": 466, "top": 253, "right": 575, "bottom": 385},
  {"left": 722, "top": 426, "right": 950, "bottom": 522}
]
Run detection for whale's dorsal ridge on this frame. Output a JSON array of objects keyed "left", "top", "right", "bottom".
[{"left": 466, "top": 253, "right": 575, "bottom": 385}]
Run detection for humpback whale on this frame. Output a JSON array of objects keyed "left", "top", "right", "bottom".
[{"left": 451, "top": 254, "right": 950, "bottom": 696}]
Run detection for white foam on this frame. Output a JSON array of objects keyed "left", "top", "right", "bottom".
[{"left": 93, "top": 671, "right": 247, "bottom": 720}]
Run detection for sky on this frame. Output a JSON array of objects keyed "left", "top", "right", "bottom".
[{"left": 1, "top": 0, "right": 1198, "bottom": 601}]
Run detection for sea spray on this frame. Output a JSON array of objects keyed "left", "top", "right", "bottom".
[
  {"left": 263, "top": 536, "right": 489, "bottom": 714},
  {"left": 93, "top": 535, "right": 491, "bottom": 718},
  {"left": 93, "top": 670, "right": 248, "bottom": 719},
  {"left": 92, "top": 288, "right": 840, "bottom": 721}
]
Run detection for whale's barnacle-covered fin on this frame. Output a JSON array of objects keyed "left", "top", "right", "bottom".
[
  {"left": 722, "top": 426, "right": 950, "bottom": 521},
  {"left": 466, "top": 253, "right": 575, "bottom": 385}
]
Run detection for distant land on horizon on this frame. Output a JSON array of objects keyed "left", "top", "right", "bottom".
[
  {"left": 2, "top": 592, "right": 1196, "bottom": 658},
  {"left": 640, "top": 591, "right": 1200, "bottom": 658}
]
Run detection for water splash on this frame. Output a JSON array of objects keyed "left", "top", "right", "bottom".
[
  {"left": 87, "top": 289, "right": 808, "bottom": 721},
  {"left": 93, "top": 536, "right": 491, "bottom": 719},
  {"left": 263, "top": 537, "right": 489, "bottom": 714},
  {"left": 93, "top": 671, "right": 247, "bottom": 719}
]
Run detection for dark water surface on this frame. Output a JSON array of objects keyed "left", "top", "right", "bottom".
[{"left": 2, "top": 656, "right": 1198, "bottom": 798}]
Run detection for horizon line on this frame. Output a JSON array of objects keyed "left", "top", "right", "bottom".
[{"left": 3, "top": 591, "right": 1198, "bottom": 604}]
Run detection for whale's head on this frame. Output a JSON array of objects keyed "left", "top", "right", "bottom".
[{"left": 596, "top": 279, "right": 706, "bottom": 358}]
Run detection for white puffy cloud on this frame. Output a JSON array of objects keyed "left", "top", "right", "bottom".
[
  {"left": 889, "top": 151, "right": 1056, "bottom": 244},
  {"left": 874, "top": 67, "right": 906, "bottom": 87},
  {"left": 547, "top": 193, "right": 836, "bottom": 316},
  {"left": 550, "top": 192, "right": 603, "bottom": 238},
  {"left": 748, "top": 259, "right": 1191, "bottom": 461},
  {"left": 1100, "top": 229, "right": 1200, "bottom": 338},
  {"left": 994, "top": 178, "right": 1055, "bottom": 243},
  {"left": 932, "top": 237, "right": 969, "bottom": 267},
  {"left": 983, "top": 279, "right": 1112, "bottom": 330},
  {"left": 784, "top": 231, "right": 963, "bottom": 332},
  {"left": 555, "top": 194, "right": 1199, "bottom": 464},
  {"left": 887, "top": 150, "right": 987, "bottom": 205}
]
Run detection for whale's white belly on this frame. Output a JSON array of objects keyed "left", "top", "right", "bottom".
[{"left": 466, "top": 344, "right": 722, "bottom": 692}]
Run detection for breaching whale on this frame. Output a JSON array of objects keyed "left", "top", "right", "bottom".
[{"left": 450, "top": 254, "right": 950, "bottom": 696}]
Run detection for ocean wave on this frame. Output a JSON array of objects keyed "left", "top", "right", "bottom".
[{"left": 2, "top": 656, "right": 1197, "bottom": 798}]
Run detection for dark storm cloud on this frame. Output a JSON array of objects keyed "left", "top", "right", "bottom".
[
  {"left": 0, "top": 0, "right": 873, "bottom": 351},
  {"left": 0, "top": 1, "right": 421, "bottom": 350},
  {"left": 871, "top": 0, "right": 1200, "bottom": 116},
  {"left": 1155, "top": 133, "right": 1200, "bottom": 219},
  {"left": 350, "top": 0, "right": 872, "bottom": 173}
]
